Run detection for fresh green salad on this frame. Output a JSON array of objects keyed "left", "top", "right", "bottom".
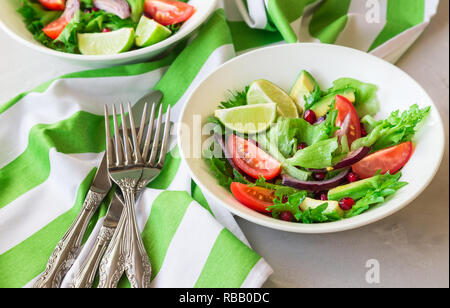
[
  {"left": 206, "top": 71, "right": 430, "bottom": 223},
  {"left": 17, "top": 0, "right": 194, "bottom": 55}
]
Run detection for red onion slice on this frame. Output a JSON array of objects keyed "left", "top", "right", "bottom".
[
  {"left": 306, "top": 146, "right": 371, "bottom": 173},
  {"left": 334, "top": 112, "right": 351, "bottom": 140},
  {"left": 333, "top": 146, "right": 371, "bottom": 170},
  {"left": 282, "top": 168, "right": 350, "bottom": 191},
  {"left": 62, "top": 0, "right": 80, "bottom": 19},
  {"left": 93, "top": 0, "right": 131, "bottom": 19}
]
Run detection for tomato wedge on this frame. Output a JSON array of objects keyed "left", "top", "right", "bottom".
[
  {"left": 352, "top": 141, "right": 413, "bottom": 179},
  {"left": 144, "top": 0, "right": 195, "bottom": 26},
  {"left": 38, "top": 0, "right": 66, "bottom": 11},
  {"left": 230, "top": 182, "right": 275, "bottom": 213},
  {"left": 43, "top": 16, "right": 70, "bottom": 39},
  {"left": 335, "top": 95, "right": 361, "bottom": 146},
  {"left": 228, "top": 134, "right": 281, "bottom": 180}
]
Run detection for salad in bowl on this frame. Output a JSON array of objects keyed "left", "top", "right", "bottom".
[
  {"left": 17, "top": 0, "right": 195, "bottom": 55},
  {"left": 205, "top": 71, "right": 430, "bottom": 224}
]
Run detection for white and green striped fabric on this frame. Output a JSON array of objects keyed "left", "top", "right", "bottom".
[
  {"left": 231, "top": 0, "right": 439, "bottom": 62},
  {"left": 0, "top": 0, "right": 438, "bottom": 288}
]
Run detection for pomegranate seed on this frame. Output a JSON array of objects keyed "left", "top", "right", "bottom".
[
  {"left": 279, "top": 211, "right": 295, "bottom": 222},
  {"left": 360, "top": 123, "right": 368, "bottom": 136},
  {"left": 347, "top": 172, "right": 360, "bottom": 183},
  {"left": 339, "top": 197, "right": 355, "bottom": 210},
  {"left": 282, "top": 195, "right": 289, "bottom": 203},
  {"left": 320, "top": 192, "right": 328, "bottom": 201},
  {"left": 102, "top": 28, "right": 112, "bottom": 33},
  {"left": 297, "top": 142, "right": 307, "bottom": 150},
  {"left": 93, "top": 7, "right": 99, "bottom": 12},
  {"left": 313, "top": 172, "right": 326, "bottom": 181},
  {"left": 315, "top": 116, "right": 326, "bottom": 125},
  {"left": 303, "top": 110, "right": 317, "bottom": 125}
]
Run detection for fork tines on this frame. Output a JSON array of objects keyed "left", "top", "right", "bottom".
[{"left": 104, "top": 102, "right": 171, "bottom": 169}]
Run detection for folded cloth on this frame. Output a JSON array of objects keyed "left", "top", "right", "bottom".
[
  {"left": 0, "top": 0, "right": 439, "bottom": 288},
  {"left": 233, "top": 0, "right": 439, "bottom": 63}
]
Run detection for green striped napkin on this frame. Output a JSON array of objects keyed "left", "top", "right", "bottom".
[
  {"left": 0, "top": 0, "right": 438, "bottom": 288},
  {"left": 231, "top": 0, "right": 438, "bottom": 63}
]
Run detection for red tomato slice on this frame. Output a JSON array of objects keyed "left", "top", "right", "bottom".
[
  {"left": 228, "top": 134, "right": 281, "bottom": 180},
  {"left": 39, "top": 0, "right": 65, "bottom": 11},
  {"left": 144, "top": 0, "right": 195, "bottom": 26},
  {"left": 352, "top": 141, "right": 414, "bottom": 179},
  {"left": 335, "top": 95, "right": 361, "bottom": 146},
  {"left": 43, "top": 16, "right": 70, "bottom": 39},
  {"left": 230, "top": 182, "right": 275, "bottom": 213}
]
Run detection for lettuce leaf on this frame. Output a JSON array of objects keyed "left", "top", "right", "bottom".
[
  {"left": 255, "top": 134, "right": 311, "bottom": 181},
  {"left": 286, "top": 137, "right": 339, "bottom": 169},
  {"left": 351, "top": 104, "right": 430, "bottom": 151},
  {"left": 328, "top": 78, "right": 380, "bottom": 117},
  {"left": 267, "top": 109, "right": 339, "bottom": 158}
]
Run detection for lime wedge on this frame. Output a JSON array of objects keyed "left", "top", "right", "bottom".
[
  {"left": 135, "top": 16, "right": 172, "bottom": 47},
  {"left": 247, "top": 79, "right": 299, "bottom": 118},
  {"left": 78, "top": 28, "right": 135, "bottom": 55},
  {"left": 214, "top": 103, "right": 277, "bottom": 134}
]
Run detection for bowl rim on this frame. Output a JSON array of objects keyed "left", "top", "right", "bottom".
[
  {"left": 177, "top": 42, "right": 446, "bottom": 234},
  {"left": 0, "top": 0, "right": 218, "bottom": 62}
]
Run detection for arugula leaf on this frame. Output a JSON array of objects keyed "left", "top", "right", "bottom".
[
  {"left": 252, "top": 176, "right": 299, "bottom": 197},
  {"left": 346, "top": 172, "right": 408, "bottom": 218},
  {"left": 79, "top": 10, "right": 136, "bottom": 33},
  {"left": 286, "top": 137, "right": 339, "bottom": 169},
  {"left": 351, "top": 104, "right": 430, "bottom": 151},
  {"left": 205, "top": 156, "right": 233, "bottom": 189},
  {"left": 80, "top": 0, "right": 94, "bottom": 9},
  {"left": 219, "top": 86, "right": 249, "bottom": 109},
  {"left": 301, "top": 203, "right": 330, "bottom": 223},
  {"left": 167, "top": 23, "right": 183, "bottom": 34},
  {"left": 18, "top": 0, "right": 62, "bottom": 26},
  {"left": 303, "top": 83, "right": 322, "bottom": 110},
  {"left": 268, "top": 191, "right": 307, "bottom": 221},
  {"left": 328, "top": 78, "right": 380, "bottom": 117}
]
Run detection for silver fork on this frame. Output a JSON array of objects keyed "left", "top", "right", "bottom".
[{"left": 99, "top": 102, "right": 171, "bottom": 288}]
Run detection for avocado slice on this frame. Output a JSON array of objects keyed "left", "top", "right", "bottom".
[
  {"left": 300, "top": 197, "right": 344, "bottom": 218},
  {"left": 310, "top": 88, "right": 356, "bottom": 117},
  {"left": 328, "top": 175, "right": 381, "bottom": 201},
  {"left": 290, "top": 70, "right": 318, "bottom": 114}
]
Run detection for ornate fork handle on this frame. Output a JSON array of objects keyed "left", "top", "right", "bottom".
[
  {"left": 98, "top": 179, "right": 151, "bottom": 288},
  {"left": 97, "top": 212, "right": 127, "bottom": 288},
  {"left": 33, "top": 190, "right": 105, "bottom": 288},
  {"left": 122, "top": 188, "right": 152, "bottom": 288},
  {"left": 70, "top": 226, "right": 115, "bottom": 288}
]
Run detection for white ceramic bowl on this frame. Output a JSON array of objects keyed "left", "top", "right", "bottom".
[
  {"left": 0, "top": 0, "right": 217, "bottom": 67},
  {"left": 178, "top": 43, "right": 445, "bottom": 234}
]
